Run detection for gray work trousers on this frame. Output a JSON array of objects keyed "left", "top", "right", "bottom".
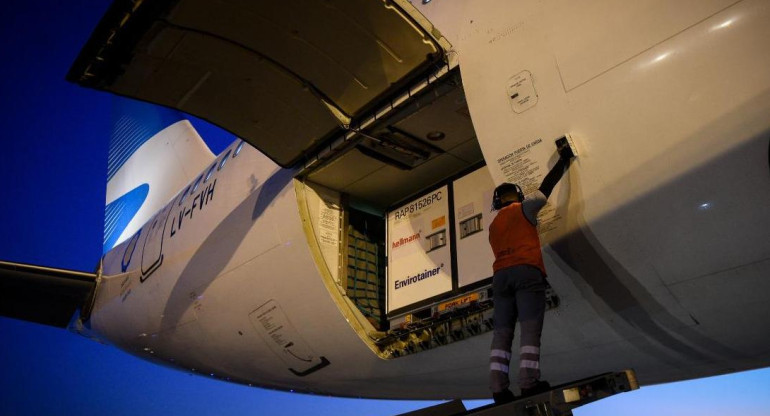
[{"left": 489, "top": 265, "right": 546, "bottom": 393}]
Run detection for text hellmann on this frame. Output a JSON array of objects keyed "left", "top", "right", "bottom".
[{"left": 392, "top": 232, "right": 420, "bottom": 249}]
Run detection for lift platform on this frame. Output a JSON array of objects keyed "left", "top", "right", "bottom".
[{"left": 398, "top": 370, "right": 639, "bottom": 416}]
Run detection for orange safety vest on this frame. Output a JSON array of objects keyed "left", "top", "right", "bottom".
[{"left": 488, "top": 203, "right": 546, "bottom": 275}]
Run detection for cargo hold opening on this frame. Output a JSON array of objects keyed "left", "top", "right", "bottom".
[{"left": 298, "top": 68, "right": 502, "bottom": 351}]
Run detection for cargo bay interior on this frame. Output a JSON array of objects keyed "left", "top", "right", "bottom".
[{"left": 296, "top": 68, "right": 503, "bottom": 357}]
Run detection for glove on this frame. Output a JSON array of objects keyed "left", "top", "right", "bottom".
[{"left": 555, "top": 136, "right": 576, "bottom": 160}]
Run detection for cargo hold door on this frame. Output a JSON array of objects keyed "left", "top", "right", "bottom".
[{"left": 67, "top": 0, "right": 449, "bottom": 168}]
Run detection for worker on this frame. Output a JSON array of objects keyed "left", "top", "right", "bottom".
[{"left": 488, "top": 139, "right": 575, "bottom": 404}]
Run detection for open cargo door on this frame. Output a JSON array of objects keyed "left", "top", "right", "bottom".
[{"left": 67, "top": 0, "right": 448, "bottom": 168}]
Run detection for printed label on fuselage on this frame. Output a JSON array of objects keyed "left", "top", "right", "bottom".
[
  {"left": 170, "top": 179, "right": 217, "bottom": 239},
  {"left": 249, "top": 300, "right": 329, "bottom": 376}
]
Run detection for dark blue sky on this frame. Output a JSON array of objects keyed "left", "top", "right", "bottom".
[{"left": 0, "top": 1, "right": 768, "bottom": 415}]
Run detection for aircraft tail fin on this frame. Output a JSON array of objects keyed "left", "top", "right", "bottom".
[{"left": 103, "top": 100, "right": 215, "bottom": 254}]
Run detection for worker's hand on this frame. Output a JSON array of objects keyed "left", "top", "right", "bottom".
[{"left": 556, "top": 137, "right": 576, "bottom": 160}]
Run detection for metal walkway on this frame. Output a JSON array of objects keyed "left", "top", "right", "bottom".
[{"left": 397, "top": 370, "right": 639, "bottom": 416}]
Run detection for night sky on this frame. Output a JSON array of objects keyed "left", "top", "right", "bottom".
[{"left": 1, "top": 1, "right": 769, "bottom": 415}]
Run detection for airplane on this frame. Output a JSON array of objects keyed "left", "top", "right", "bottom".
[{"left": 2, "top": 0, "right": 769, "bottom": 406}]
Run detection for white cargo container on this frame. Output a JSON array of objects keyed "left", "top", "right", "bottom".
[
  {"left": 386, "top": 185, "right": 452, "bottom": 314},
  {"left": 452, "top": 167, "right": 496, "bottom": 288}
]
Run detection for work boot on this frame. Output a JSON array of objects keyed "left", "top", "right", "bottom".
[
  {"left": 492, "top": 389, "right": 516, "bottom": 405},
  {"left": 520, "top": 380, "right": 551, "bottom": 398}
]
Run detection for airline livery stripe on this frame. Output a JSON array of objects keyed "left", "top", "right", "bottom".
[
  {"left": 108, "top": 118, "right": 138, "bottom": 166},
  {"left": 103, "top": 199, "right": 126, "bottom": 245},
  {"left": 108, "top": 116, "right": 154, "bottom": 181},
  {"left": 102, "top": 183, "right": 149, "bottom": 253},
  {"left": 109, "top": 117, "right": 139, "bottom": 164}
]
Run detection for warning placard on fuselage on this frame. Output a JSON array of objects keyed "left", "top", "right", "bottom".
[{"left": 387, "top": 186, "right": 452, "bottom": 313}]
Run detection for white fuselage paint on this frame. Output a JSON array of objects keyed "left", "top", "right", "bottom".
[
  {"left": 106, "top": 120, "right": 214, "bottom": 248},
  {"left": 84, "top": 0, "right": 770, "bottom": 399}
]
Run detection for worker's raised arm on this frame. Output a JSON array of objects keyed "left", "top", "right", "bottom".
[{"left": 538, "top": 139, "right": 576, "bottom": 198}]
